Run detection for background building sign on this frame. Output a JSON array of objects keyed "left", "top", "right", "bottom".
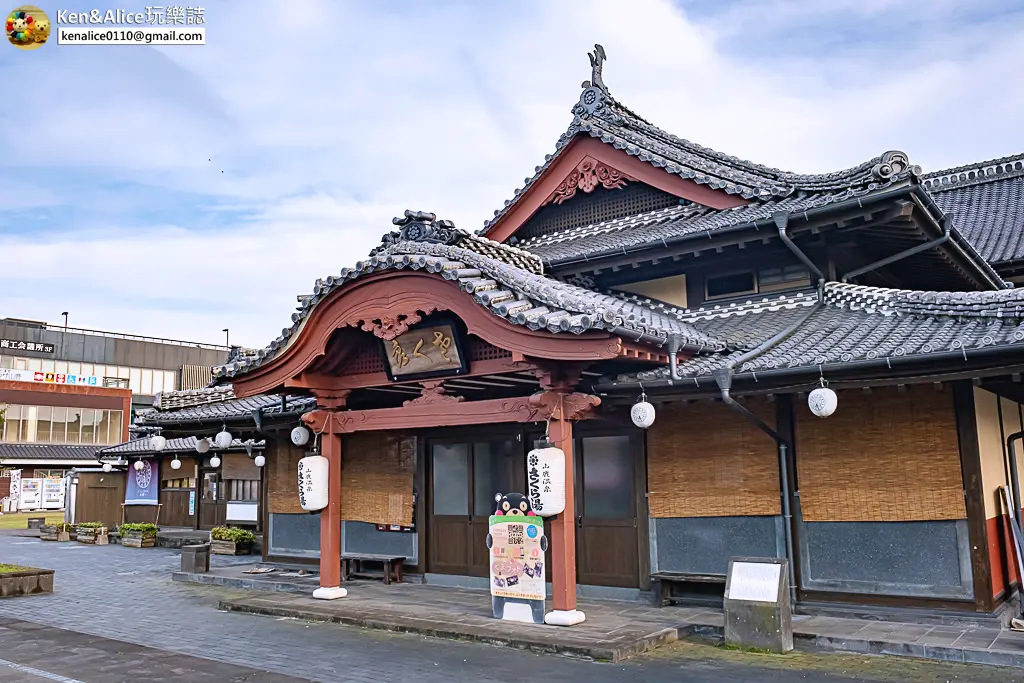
[
  {"left": 0, "top": 368, "right": 101, "bottom": 386},
  {"left": 188, "top": 490, "right": 196, "bottom": 516},
  {"left": 0, "top": 339, "right": 55, "bottom": 354},
  {"left": 381, "top": 321, "right": 468, "bottom": 381},
  {"left": 125, "top": 458, "right": 159, "bottom": 505},
  {"left": 486, "top": 492, "right": 547, "bottom": 625}
]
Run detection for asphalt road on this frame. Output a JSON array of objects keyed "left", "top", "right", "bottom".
[{"left": 0, "top": 532, "right": 1019, "bottom": 683}]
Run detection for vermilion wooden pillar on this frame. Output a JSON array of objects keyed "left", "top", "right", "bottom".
[
  {"left": 313, "top": 429, "right": 346, "bottom": 600},
  {"left": 548, "top": 399, "right": 578, "bottom": 614}
]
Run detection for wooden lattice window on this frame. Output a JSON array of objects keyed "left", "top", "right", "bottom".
[{"left": 517, "top": 183, "right": 682, "bottom": 240}]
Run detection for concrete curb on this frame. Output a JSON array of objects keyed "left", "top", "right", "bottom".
[
  {"left": 218, "top": 598, "right": 678, "bottom": 662},
  {"left": 173, "top": 572, "right": 312, "bottom": 593}
]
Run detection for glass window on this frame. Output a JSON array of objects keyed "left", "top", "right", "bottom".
[
  {"left": 66, "top": 408, "right": 82, "bottom": 444},
  {"left": 3, "top": 405, "right": 22, "bottom": 442},
  {"left": 141, "top": 369, "right": 153, "bottom": 395},
  {"left": 41, "top": 359, "right": 54, "bottom": 372},
  {"left": 152, "top": 370, "right": 164, "bottom": 394},
  {"left": 14, "top": 357, "right": 27, "bottom": 370},
  {"left": 581, "top": 436, "right": 633, "bottom": 519},
  {"left": 166, "top": 370, "right": 178, "bottom": 391},
  {"left": 129, "top": 368, "right": 141, "bottom": 393},
  {"left": 108, "top": 410, "right": 123, "bottom": 444},
  {"left": 706, "top": 271, "right": 756, "bottom": 299},
  {"left": 55, "top": 361, "right": 68, "bottom": 374},
  {"left": 21, "top": 406, "right": 37, "bottom": 442},
  {"left": 473, "top": 440, "right": 516, "bottom": 517},
  {"left": 35, "top": 406, "right": 52, "bottom": 444},
  {"left": 0, "top": 356, "right": 11, "bottom": 369},
  {"left": 50, "top": 407, "right": 67, "bottom": 443},
  {"left": 68, "top": 362, "right": 81, "bottom": 376},
  {"left": 27, "top": 358, "right": 41, "bottom": 371},
  {"left": 81, "top": 409, "right": 98, "bottom": 444},
  {"left": 432, "top": 443, "right": 469, "bottom": 515}
]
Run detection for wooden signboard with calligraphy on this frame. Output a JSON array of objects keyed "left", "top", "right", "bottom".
[{"left": 381, "top": 320, "right": 468, "bottom": 382}]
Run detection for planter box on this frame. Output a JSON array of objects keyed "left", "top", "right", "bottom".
[
  {"left": 76, "top": 527, "right": 109, "bottom": 545},
  {"left": 211, "top": 539, "right": 252, "bottom": 556},
  {"left": 39, "top": 526, "right": 71, "bottom": 542},
  {"left": 0, "top": 568, "right": 54, "bottom": 597},
  {"left": 121, "top": 531, "right": 156, "bottom": 548}
]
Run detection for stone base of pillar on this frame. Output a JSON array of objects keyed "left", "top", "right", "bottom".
[
  {"left": 312, "top": 586, "right": 348, "bottom": 600},
  {"left": 544, "top": 609, "right": 586, "bottom": 626}
]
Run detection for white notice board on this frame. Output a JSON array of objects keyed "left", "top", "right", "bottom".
[{"left": 728, "top": 561, "right": 782, "bottom": 603}]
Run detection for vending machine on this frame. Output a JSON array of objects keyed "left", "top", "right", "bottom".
[
  {"left": 19, "top": 478, "right": 42, "bottom": 510},
  {"left": 41, "top": 478, "right": 66, "bottom": 510}
]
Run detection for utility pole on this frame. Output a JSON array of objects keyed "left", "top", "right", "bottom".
[{"left": 223, "top": 328, "right": 230, "bottom": 348}]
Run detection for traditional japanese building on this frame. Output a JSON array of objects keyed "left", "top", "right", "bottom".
[{"left": 136, "top": 46, "right": 1024, "bottom": 623}]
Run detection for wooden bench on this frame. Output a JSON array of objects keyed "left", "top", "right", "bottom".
[
  {"left": 341, "top": 554, "right": 405, "bottom": 585},
  {"left": 650, "top": 571, "right": 726, "bottom": 607}
]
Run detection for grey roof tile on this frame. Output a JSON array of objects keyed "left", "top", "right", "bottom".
[
  {"left": 925, "top": 153, "right": 1024, "bottom": 264},
  {"left": 98, "top": 436, "right": 264, "bottom": 457},
  {"left": 135, "top": 392, "right": 315, "bottom": 424},
  {"left": 212, "top": 212, "right": 729, "bottom": 382},
  {"left": 0, "top": 443, "right": 101, "bottom": 462}
]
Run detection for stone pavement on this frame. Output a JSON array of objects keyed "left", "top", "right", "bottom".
[{"left": 1, "top": 534, "right": 1022, "bottom": 683}]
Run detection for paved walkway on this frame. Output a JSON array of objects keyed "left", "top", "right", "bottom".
[{"left": 1, "top": 534, "right": 1022, "bottom": 682}]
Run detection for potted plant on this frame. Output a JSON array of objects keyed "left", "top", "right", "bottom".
[
  {"left": 40, "top": 522, "right": 72, "bottom": 542},
  {"left": 76, "top": 521, "right": 109, "bottom": 545},
  {"left": 0, "top": 563, "right": 54, "bottom": 597},
  {"left": 210, "top": 526, "right": 256, "bottom": 555},
  {"left": 118, "top": 522, "right": 158, "bottom": 548}
]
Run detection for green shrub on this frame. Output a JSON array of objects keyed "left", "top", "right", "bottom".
[
  {"left": 118, "top": 523, "right": 158, "bottom": 535},
  {"left": 76, "top": 522, "right": 103, "bottom": 529},
  {"left": 0, "top": 563, "right": 32, "bottom": 573},
  {"left": 56, "top": 522, "right": 74, "bottom": 532},
  {"left": 210, "top": 526, "right": 256, "bottom": 545}
]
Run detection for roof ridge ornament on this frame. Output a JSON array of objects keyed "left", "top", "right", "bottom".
[
  {"left": 383, "top": 209, "right": 460, "bottom": 247},
  {"left": 576, "top": 44, "right": 610, "bottom": 117},
  {"left": 872, "top": 150, "right": 921, "bottom": 181},
  {"left": 582, "top": 44, "right": 607, "bottom": 92}
]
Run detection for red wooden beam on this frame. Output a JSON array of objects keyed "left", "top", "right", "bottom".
[{"left": 285, "top": 357, "right": 539, "bottom": 393}]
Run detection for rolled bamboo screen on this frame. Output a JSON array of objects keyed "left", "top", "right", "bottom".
[
  {"left": 647, "top": 398, "right": 781, "bottom": 518},
  {"left": 340, "top": 432, "right": 415, "bottom": 526},
  {"left": 795, "top": 387, "right": 965, "bottom": 522},
  {"left": 222, "top": 453, "right": 260, "bottom": 481},
  {"left": 267, "top": 440, "right": 305, "bottom": 514}
]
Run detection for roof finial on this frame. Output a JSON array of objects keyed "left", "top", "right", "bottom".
[{"left": 582, "top": 44, "right": 607, "bottom": 92}]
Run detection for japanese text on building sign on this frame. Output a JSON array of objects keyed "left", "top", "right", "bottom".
[
  {"left": 56, "top": 7, "right": 205, "bottom": 25},
  {"left": 0, "top": 339, "right": 55, "bottom": 353},
  {"left": 390, "top": 331, "right": 454, "bottom": 369}
]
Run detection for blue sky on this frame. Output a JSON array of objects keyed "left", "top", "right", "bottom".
[{"left": 3, "top": 0, "right": 1023, "bottom": 348}]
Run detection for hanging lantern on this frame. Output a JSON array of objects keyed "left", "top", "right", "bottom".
[
  {"left": 630, "top": 392, "right": 656, "bottom": 429},
  {"left": 170, "top": 457, "right": 182, "bottom": 470},
  {"left": 195, "top": 437, "right": 210, "bottom": 454},
  {"left": 254, "top": 455, "right": 266, "bottom": 468},
  {"left": 214, "top": 426, "right": 233, "bottom": 449},
  {"left": 526, "top": 444, "right": 565, "bottom": 517},
  {"left": 808, "top": 381, "right": 838, "bottom": 418},
  {"left": 297, "top": 452, "right": 329, "bottom": 511},
  {"left": 150, "top": 435, "right": 167, "bottom": 451},
  {"left": 290, "top": 425, "right": 310, "bottom": 447},
  {"left": 134, "top": 460, "right": 145, "bottom": 471},
  {"left": 102, "top": 462, "right": 112, "bottom": 473},
  {"left": 209, "top": 454, "right": 221, "bottom": 468}
]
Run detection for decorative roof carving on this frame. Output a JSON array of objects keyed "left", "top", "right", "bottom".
[{"left": 546, "top": 156, "right": 637, "bottom": 206}]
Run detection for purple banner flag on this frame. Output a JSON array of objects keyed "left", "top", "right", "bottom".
[{"left": 125, "top": 458, "right": 159, "bottom": 505}]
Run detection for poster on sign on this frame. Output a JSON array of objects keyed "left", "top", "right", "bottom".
[
  {"left": 7, "top": 470, "right": 21, "bottom": 511},
  {"left": 125, "top": 458, "right": 159, "bottom": 505},
  {"left": 486, "top": 492, "right": 547, "bottom": 625}
]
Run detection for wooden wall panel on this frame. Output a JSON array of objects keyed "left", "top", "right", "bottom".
[
  {"left": 796, "top": 386, "right": 965, "bottom": 522},
  {"left": 75, "top": 471, "right": 126, "bottom": 529},
  {"left": 647, "top": 398, "right": 780, "bottom": 518}
]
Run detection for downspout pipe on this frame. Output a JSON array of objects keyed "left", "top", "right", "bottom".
[
  {"left": 774, "top": 211, "right": 825, "bottom": 286},
  {"left": 1008, "top": 432, "right": 1024, "bottom": 533},
  {"left": 841, "top": 215, "right": 951, "bottom": 283}
]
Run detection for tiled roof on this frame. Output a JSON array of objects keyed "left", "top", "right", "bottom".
[
  {"left": 0, "top": 443, "right": 101, "bottom": 462},
  {"left": 482, "top": 45, "right": 919, "bottom": 234},
  {"left": 153, "top": 385, "right": 235, "bottom": 411},
  {"left": 136, "top": 391, "right": 315, "bottom": 425},
  {"left": 97, "top": 436, "right": 264, "bottom": 457},
  {"left": 925, "top": 153, "right": 1024, "bottom": 264},
  {"left": 605, "top": 282, "right": 1024, "bottom": 387},
  {"left": 212, "top": 211, "right": 728, "bottom": 382}
]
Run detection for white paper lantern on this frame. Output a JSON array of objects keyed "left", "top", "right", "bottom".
[
  {"left": 526, "top": 446, "right": 565, "bottom": 517},
  {"left": 630, "top": 400, "right": 656, "bottom": 429},
  {"left": 170, "top": 458, "right": 182, "bottom": 470},
  {"left": 150, "top": 435, "right": 167, "bottom": 451},
  {"left": 297, "top": 454, "right": 329, "bottom": 512},
  {"left": 214, "top": 428, "right": 233, "bottom": 449},
  {"left": 102, "top": 463, "right": 112, "bottom": 473},
  {"left": 808, "top": 387, "right": 838, "bottom": 418},
  {"left": 209, "top": 455, "right": 221, "bottom": 468},
  {"left": 290, "top": 426, "right": 311, "bottom": 447},
  {"left": 195, "top": 437, "right": 210, "bottom": 454},
  {"left": 254, "top": 455, "right": 266, "bottom": 467},
  {"left": 134, "top": 460, "right": 145, "bottom": 471}
]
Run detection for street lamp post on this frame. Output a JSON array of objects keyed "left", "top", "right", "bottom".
[{"left": 223, "top": 328, "right": 229, "bottom": 348}]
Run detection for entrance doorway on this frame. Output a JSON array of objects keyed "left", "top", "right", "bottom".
[
  {"left": 198, "top": 468, "right": 226, "bottom": 530},
  {"left": 427, "top": 436, "right": 525, "bottom": 577}
]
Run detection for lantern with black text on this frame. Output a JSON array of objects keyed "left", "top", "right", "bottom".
[
  {"left": 297, "top": 453, "right": 329, "bottom": 512},
  {"left": 526, "top": 445, "right": 565, "bottom": 517}
]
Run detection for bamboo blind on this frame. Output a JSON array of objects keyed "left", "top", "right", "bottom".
[
  {"left": 222, "top": 453, "right": 260, "bottom": 481},
  {"left": 267, "top": 440, "right": 306, "bottom": 514},
  {"left": 796, "top": 387, "right": 966, "bottom": 522},
  {"left": 648, "top": 398, "right": 781, "bottom": 518},
  {"left": 340, "top": 432, "right": 415, "bottom": 526}
]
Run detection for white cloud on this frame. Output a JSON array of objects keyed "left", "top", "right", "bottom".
[{"left": 2, "top": 0, "right": 1023, "bottom": 348}]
